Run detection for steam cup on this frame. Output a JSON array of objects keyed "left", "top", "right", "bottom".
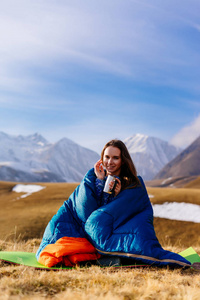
[{"left": 103, "top": 175, "right": 116, "bottom": 194}]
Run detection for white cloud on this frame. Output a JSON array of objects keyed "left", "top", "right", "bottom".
[{"left": 170, "top": 114, "right": 200, "bottom": 148}]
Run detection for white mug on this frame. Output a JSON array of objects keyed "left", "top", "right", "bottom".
[{"left": 103, "top": 175, "right": 116, "bottom": 194}]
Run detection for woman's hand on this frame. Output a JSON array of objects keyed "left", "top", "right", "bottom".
[
  {"left": 94, "top": 160, "right": 105, "bottom": 180},
  {"left": 109, "top": 177, "right": 121, "bottom": 197}
]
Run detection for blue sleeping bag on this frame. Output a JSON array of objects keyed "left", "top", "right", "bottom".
[{"left": 36, "top": 168, "right": 191, "bottom": 267}]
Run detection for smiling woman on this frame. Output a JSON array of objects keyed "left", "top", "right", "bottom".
[
  {"left": 103, "top": 146, "right": 122, "bottom": 177},
  {"left": 95, "top": 139, "right": 140, "bottom": 194},
  {"left": 36, "top": 139, "right": 195, "bottom": 269}
]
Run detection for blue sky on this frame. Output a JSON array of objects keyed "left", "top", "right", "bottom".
[{"left": 0, "top": 0, "right": 200, "bottom": 153}]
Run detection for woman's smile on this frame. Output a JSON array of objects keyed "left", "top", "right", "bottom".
[{"left": 103, "top": 146, "right": 122, "bottom": 176}]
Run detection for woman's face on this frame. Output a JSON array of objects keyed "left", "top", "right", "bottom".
[{"left": 103, "top": 146, "right": 122, "bottom": 176}]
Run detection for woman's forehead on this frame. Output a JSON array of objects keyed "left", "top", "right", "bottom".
[{"left": 104, "top": 146, "right": 121, "bottom": 156}]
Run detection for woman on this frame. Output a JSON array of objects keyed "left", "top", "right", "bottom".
[
  {"left": 36, "top": 139, "right": 192, "bottom": 269},
  {"left": 94, "top": 140, "right": 140, "bottom": 196}
]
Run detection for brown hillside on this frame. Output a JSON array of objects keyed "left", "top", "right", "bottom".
[
  {"left": 0, "top": 181, "right": 79, "bottom": 240},
  {"left": 1, "top": 181, "right": 200, "bottom": 248},
  {"left": 184, "top": 176, "right": 200, "bottom": 189},
  {"left": 145, "top": 176, "right": 198, "bottom": 188},
  {"left": 147, "top": 186, "right": 200, "bottom": 205},
  {"left": 154, "top": 218, "right": 200, "bottom": 248},
  {"left": 155, "top": 136, "right": 200, "bottom": 179}
]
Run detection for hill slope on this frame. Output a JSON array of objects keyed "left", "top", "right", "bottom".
[
  {"left": 155, "top": 136, "right": 200, "bottom": 179},
  {"left": 1, "top": 181, "right": 200, "bottom": 248}
]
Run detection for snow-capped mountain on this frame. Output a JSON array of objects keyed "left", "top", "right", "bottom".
[
  {"left": 39, "top": 137, "right": 100, "bottom": 182},
  {"left": 124, "top": 134, "right": 182, "bottom": 180},
  {"left": 0, "top": 132, "right": 100, "bottom": 182},
  {"left": 0, "top": 131, "right": 183, "bottom": 182}
]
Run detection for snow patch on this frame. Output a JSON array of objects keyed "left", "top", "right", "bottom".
[
  {"left": 37, "top": 142, "right": 45, "bottom": 147},
  {"left": 153, "top": 202, "right": 200, "bottom": 223},
  {"left": 148, "top": 194, "right": 154, "bottom": 198},
  {"left": 161, "top": 177, "right": 172, "bottom": 185},
  {"left": 12, "top": 184, "right": 45, "bottom": 198}
]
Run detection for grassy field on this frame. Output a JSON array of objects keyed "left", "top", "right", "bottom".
[
  {"left": 1, "top": 240, "right": 200, "bottom": 300},
  {"left": 0, "top": 181, "right": 78, "bottom": 240},
  {"left": 1, "top": 178, "right": 200, "bottom": 299}
]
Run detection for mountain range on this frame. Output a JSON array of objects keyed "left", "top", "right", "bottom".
[
  {"left": 155, "top": 135, "right": 200, "bottom": 180},
  {"left": 124, "top": 134, "right": 181, "bottom": 180},
  {"left": 0, "top": 131, "right": 186, "bottom": 182},
  {"left": 0, "top": 132, "right": 99, "bottom": 182}
]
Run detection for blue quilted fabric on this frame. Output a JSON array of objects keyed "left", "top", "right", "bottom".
[{"left": 36, "top": 168, "right": 191, "bottom": 267}]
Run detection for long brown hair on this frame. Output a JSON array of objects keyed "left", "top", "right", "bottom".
[{"left": 101, "top": 139, "right": 140, "bottom": 190}]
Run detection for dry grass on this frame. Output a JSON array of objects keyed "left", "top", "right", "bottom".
[
  {"left": 1, "top": 180, "right": 200, "bottom": 247},
  {"left": 147, "top": 187, "right": 200, "bottom": 205},
  {"left": 1, "top": 180, "right": 200, "bottom": 299},
  {"left": 1, "top": 240, "right": 200, "bottom": 300},
  {"left": 184, "top": 177, "right": 200, "bottom": 189},
  {"left": 146, "top": 186, "right": 200, "bottom": 247},
  {"left": 0, "top": 181, "right": 78, "bottom": 240}
]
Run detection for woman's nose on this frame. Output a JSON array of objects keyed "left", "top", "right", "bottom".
[{"left": 108, "top": 158, "right": 113, "bottom": 164}]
